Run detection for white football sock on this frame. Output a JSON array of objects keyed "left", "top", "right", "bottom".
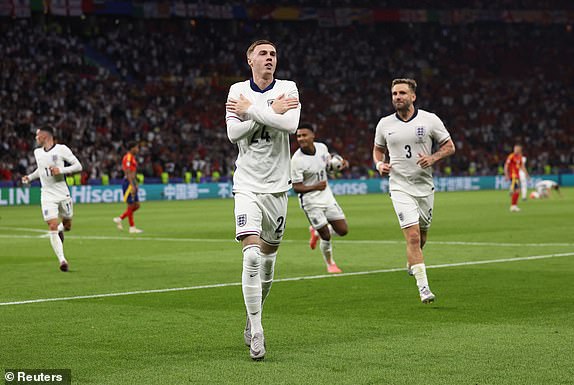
[
  {"left": 49, "top": 230, "right": 66, "bottom": 263},
  {"left": 320, "top": 239, "right": 335, "bottom": 265},
  {"left": 242, "top": 245, "right": 263, "bottom": 334},
  {"left": 411, "top": 263, "right": 430, "bottom": 291},
  {"left": 57, "top": 222, "right": 64, "bottom": 232},
  {"left": 260, "top": 251, "right": 277, "bottom": 306}
]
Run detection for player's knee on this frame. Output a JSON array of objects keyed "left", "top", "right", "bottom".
[
  {"left": 406, "top": 231, "right": 421, "bottom": 247},
  {"left": 260, "top": 243, "right": 279, "bottom": 255},
  {"left": 261, "top": 256, "right": 274, "bottom": 271},
  {"left": 63, "top": 219, "right": 72, "bottom": 231},
  {"left": 408, "top": 238, "right": 420, "bottom": 248},
  {"left": 260, "top": 252, "right": 276, "bottom": 275},
  {"left": 242, "top": 245, "right": 261, "bottom": 268},
  {"left": 335, "top": 226, "right": 348, "bottom": 237}
]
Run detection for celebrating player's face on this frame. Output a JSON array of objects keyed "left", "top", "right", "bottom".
[
  {"left": 248, "top": 44, "right": 277, "bottom": 78},
  {"left": 391, "top": 84, "right": 415, "bottom": 112},
  {"left": 35, "top": 129, "right": 47, "bottom": 146},
  {"left": 296, "top": 128, "right": 314, "bottom": 150}
]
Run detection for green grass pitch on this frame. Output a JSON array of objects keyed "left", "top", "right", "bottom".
[{"left": 1, "top": 189, "right": 573, "bottom": 384}]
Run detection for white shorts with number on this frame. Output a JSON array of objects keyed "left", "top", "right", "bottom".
[
  {"left": 41, "top": 197, "right": 74, "bottom": 221},
  {"left": 304, "top": 202, "right": 345, "bottom": 230},
  {"left": 389, "top": 190, "right": 434, "bottom": 231},
  {"left": 234, "top": 191, "right": 288, "bottom": 246}
]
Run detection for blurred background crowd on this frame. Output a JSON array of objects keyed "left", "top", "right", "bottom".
[{"left": 1, "top": 5, "right": 573, "bottom": 184}]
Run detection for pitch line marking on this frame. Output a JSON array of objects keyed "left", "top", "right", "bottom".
[
  {"left": 0, "top": 226, "right": 50, "bottom": 233},
  {"left": 0, "top": 233, "right": 572, "bottom": 248},
  {"left": 1, "top": 252, "right": 573, "bottom": 307}
]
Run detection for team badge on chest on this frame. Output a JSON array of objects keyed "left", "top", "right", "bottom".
[
  {"left": 415, "top": 126, "right": 426, "bottom": 143},
  {"left": 52, "top": 155, "right": 58, "bottom": 162}
]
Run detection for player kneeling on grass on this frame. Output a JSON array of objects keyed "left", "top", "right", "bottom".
[
  {"left": 534, "top": 180, "right": 561, "bottom": 199},
  {"left": 291, "top": 123, "right": 348, "bottom": 274},
  {"left": 22, "top": 125, "right": 83, "bottom": 272}
]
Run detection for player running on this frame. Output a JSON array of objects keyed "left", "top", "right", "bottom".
[
  {"left": 291, "top": 123, "right": 348, "bottom": 274},
  {"left": 373, "top": 78, "right": 455, "bottom": 304},
  {"left": 22, "top": 126, "right": 83, "bottom": 272}
]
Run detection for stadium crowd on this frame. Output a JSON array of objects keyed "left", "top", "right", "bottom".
[{"left": 1, "top": 15, "right": 573, "bottom": 184}]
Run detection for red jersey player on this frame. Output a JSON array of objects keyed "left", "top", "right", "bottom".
[
  {"left": 504, "top": 144, "right": 528, "bottom": 212},
  {"left": 113, "top": 141, "right": 143, "bottom": 233}
]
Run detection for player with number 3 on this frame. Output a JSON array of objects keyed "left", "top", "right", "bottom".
[{"left": 372, "top": 78, "right": 455, "bottom": 304}]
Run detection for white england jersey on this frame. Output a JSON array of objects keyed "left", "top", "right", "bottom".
[
  {"left": 29, "top": 144, "right": 82, "bottom": 202},
  {"left": 536, "top": 180, "right": 557, "bottom": 192},
  {"left": 226, "top": 79, "right": 300, "bottom": 193},
  {"left": 291, "top": 142, "right": 337, "bottom": 209},
  {"left": 374, "top": 108, "right": 451, "bottom": 197}
]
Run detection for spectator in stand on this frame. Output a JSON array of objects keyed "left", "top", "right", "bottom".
[{"left": 0, "top": 18, "right": 572, "bottom": 184}]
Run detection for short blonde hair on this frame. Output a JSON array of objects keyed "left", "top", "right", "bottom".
[
  {"left": 391, "top": 78, "right": 417, "bottom": 93},
  {"left": 246, "top": 40, "right": 276, "bottom": 59}
]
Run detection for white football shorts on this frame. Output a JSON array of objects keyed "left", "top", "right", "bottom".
[
  {"left": 234, "top": 191, "right": 288, "bottom": 246},
  {"left": 389, "top": 190, "right": 434, "bottom": 231},
  {"left": 305, "top": 202, "right": 345, "bottom": 230},
  {"left": 41, "top": 197, "right": 74, "bottom": 221}
]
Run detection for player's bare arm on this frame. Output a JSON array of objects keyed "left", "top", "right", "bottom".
[
  {"left": 372, "top": 144, "right": 391, "bottom": 175},
  {"left": 416, "top": 139, "right": 455, "bottom": 169},
  {"left": 271, "top": 94, "right": 299, "bottom": 115},
  {"left": 126, "top": 169, "right": 137, "bottom": 193},
  {"left": 292, "top": 180, "right": 327, "bottom": 194}
]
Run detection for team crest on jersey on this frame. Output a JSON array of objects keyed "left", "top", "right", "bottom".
[
  {"left": 267, "top": 99, "right": 274, "bottom": 106},
  {"left": 237, "top": 214, "right": 247, "bottom": 227},
  {"left": 52, "top": 155, "right": 58, "bottom": 162},
  {"left": 415, "top": 126, "right": 426, "bottom": 143}
]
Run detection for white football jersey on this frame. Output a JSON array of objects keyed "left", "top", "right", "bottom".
[
  {"left": 226, "top": 79, "right": 300, "bottom": 193},
  {"left": 374, "top": 108, "right": 451, "bottom": 197},
  {"left": 29, "top": 144, "right": 82, "bottom": 202},
  {"left": 291, "top": 142, "right": 337, "bottom": 209},
  {"left": 536, "top": 180, "right": 557, "bottom": 192}
]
